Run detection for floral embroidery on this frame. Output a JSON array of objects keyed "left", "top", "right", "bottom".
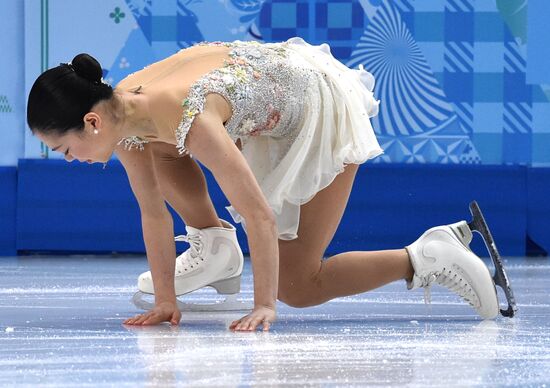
[
  {"left": 249, "top": 104, "right": 281, "bottom": 136},
  {"left": 239, "top": 118, "right": 256, "bottom": 133},
  {"left": 174, "top": 40, "right": 300, "bottom": 155},
  {"left": 118, "top": 40, "right": 301, "bottom": 154},
  {"left": 175, "top": 41, "right": 268, "bottom": 155},
  {"left": 118, "top": 41, "right": 298, "bottom": 154},
  {"left": 105, "top": 40, "right": 313, "bottom": 156}
]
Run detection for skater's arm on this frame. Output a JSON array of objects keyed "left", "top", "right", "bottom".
[
  {"left": 185, "top": 99, "right": 279, "bottom": 312},
  {"left": 115, "top": 145, "right": 178, "bottom": 305},
  {"left": 140, "top": 209, "right": 178, "bottom": 304}
]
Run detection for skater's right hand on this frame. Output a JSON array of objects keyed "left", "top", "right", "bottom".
[{"left": 123, "top": 301, "right": 181, "bottom": 326}]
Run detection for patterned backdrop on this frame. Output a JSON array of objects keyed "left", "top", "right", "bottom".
[{"left": 7, "top": 0, "right": 548, "bottom": 165}]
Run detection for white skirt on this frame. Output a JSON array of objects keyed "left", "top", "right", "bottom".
[{"left": 225, "top": 37, "right": 384, "bottom": 240}]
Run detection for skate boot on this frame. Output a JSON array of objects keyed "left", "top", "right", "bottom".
[
  {"left": 406, "top": 220, "right": 500, "bottom": 319},
  {"left": 132, "top": 218, "right": 251, "bottom": 312}
]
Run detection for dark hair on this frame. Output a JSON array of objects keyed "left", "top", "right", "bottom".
[{"left": 27, "top": 53, "right": 113, "bottom": 136}]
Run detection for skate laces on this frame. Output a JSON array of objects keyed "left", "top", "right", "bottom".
[
  {"left": 418, "top": 268, "right": 480, "bottom": 308},
  {"left": 174, "top": 233, "right": 204, "bottom": 274},
  {"left": 419, "top": 273, "right": 438, "bottom": 305}
]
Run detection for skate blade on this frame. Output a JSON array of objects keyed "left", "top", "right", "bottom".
[
  {"left": 467, "top": 201, "right": 518, "bottom": 318},
  {"left": 132, "top": 292, "right": 253, "bottom": 313}
]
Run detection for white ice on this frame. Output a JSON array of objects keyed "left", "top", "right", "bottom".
[{"left": 0, "top": 256, "right": 548, "bottom": 387}]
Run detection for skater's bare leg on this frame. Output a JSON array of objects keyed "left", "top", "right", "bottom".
[
  {"left": 151, "top": 143, "right": 222, "bottom": 229},
  {"left": 278, "top": 163, "right": 414, "bottom": 308},
  {"left": 314, "top": 249, "right": 414, "bottom": 301}
]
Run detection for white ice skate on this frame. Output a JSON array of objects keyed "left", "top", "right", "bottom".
[
  {"left": 406, "top": 201, "right": 517, "bottom": 319},
  {"left": 406, "top": 200, "right": 520, "bottom": 320},
  {"left": 132, "top": 219, "right": 252, "bottom": 312},
  {"left": 406, "top": 220, "right": 500, "bottom": 319}
]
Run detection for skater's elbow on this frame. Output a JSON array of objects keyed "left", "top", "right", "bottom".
[
  {"left": 243, "top": 210, "right": 278, "bottom": 243},
  {"left": 245, "top": 210, "right": 277, "bottom": 227}
]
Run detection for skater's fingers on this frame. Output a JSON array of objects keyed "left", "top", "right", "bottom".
[
  {"left": 142, "top": 317, "right": 160, "bottom": 325},
  {"left": 234, "top": 321, "right": 246, "bottom": 331},
  {"left": 235, "top": 318, "right": 253, "bottom": 331},
  {"left": 230, "top": 317, "right": 245, "bottom": 327},
  {"left": 230, "top": 311, "right": 267, "bottom": 331},
  {"left": 230, "top": 314, "right": 248, "bottom": 331},
  {"left": 124, "top": 319, "right": 139, "bottom": 325},
  {"left": 249, "top": 317, "right": 264, "bottom": 331},
  {"left": 262, "top": 320, "right": 270, "bottom": 331},
  {"left": 123, "top": 315, "right": 143, "bottom": 325},
  {"left": 246, "top": 318, "right": 261, "bottom": 331},
  {"left": 142, "top": 315, "right": 163, "bottom": 325},
  {"left": 170, "top": 311, "right": 181, "bottom": 326},
  {"left": 134, "top": 313, "right": 155, "bottom": 325}
]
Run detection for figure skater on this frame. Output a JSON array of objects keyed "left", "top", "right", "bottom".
[{"left": 26, "top": 37, "right": 509, "bottom": 332}]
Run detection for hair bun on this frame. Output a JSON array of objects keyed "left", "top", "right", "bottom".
[{"left": 71, "top": 53, "right": 103, "bottom": 84}]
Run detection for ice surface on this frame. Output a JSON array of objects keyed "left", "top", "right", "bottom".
[{"left": 0, "top": 255, "right": 548, "bottom": 387}]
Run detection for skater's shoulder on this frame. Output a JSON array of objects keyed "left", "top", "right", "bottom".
[
  {"left": 115, "top": 50, "right": 185, "bottom": 91},
  {"left": 116, "top": 44, "right": 231, "bottom": 92}
]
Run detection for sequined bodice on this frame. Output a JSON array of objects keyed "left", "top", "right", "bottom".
[{"left": 119, "top": 40, "right": 318, "bottom": 155}]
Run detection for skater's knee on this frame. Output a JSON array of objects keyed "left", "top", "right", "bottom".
[
  {"left": 277, "top": 290, "right": 314, "bottom": 308},
  {"left": 278, "top": 273, "right": 322, "bottom": 308}
]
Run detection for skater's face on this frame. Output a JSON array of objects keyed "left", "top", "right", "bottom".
[{"left": 35, "top": 110, "right": 118, "bottom": 165}]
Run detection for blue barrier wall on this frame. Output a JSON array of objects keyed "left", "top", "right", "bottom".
[
  {"left": 11, "top": 160, "right": 547, "bottom": 258},
  {"left": 527, "top": 168, "right": 550, "bottom": 255},
  {"left": 0, "top": 167, "right": 17, "bottom": 256}
]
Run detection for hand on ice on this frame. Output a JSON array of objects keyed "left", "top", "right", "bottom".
[
  {"left": 230, "top": 305, "right": 276, "bottom": 332},
  {"left": 123, "top": 301, "right": 181, "bottom": 326}
]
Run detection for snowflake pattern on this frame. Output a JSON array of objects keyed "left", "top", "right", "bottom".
[
  {"left": 109, "top": 7, "right": 126, "bottom": 24},
  {"left": 119, "top": 57, "right": 130, "bottom": 69}
]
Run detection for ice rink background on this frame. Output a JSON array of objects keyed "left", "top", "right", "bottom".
[
  {"left": 1, "top": 0, "right": 549, "bottom": 165},
  {"left": 1, "top": 256, "right": 548, "bottom": 386},
  {"left": 0, "top": 1, "right": 549, "bottom": 385},
  {"left": 1, "top": 0, "right": 549, "bottom": 257}
]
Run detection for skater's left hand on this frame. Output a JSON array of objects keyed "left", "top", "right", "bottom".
[
  {"left": 229, "top": 305, "right": 276, "bottom": 332},
  {"left": 123, "top": 301, "right": 181, "bottom": 326}
]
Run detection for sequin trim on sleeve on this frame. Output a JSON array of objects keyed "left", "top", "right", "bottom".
[
  {"left": 175, "top": 46, "right": 251, "bottom": 155},
  {"left": 176, "top": 40, "right": 299, "bottom": 155},
  {"left": 117, "top": 136, "right": 149, "bottom": 151}
]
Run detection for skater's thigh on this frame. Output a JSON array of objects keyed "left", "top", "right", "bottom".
[{"left": 278, "top": 163, "right": 360, "bottom": 276}]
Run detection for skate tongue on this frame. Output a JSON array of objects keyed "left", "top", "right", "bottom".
[{"left": 175, "top": 233, "right": 203, "bottom": 260}]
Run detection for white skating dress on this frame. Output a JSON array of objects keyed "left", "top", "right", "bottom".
[{"left": 124, "top": 37, "right": 383, "bottom": 240}]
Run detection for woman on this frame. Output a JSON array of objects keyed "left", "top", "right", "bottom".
[{"left": 27, "top": 37, "right": 501, "bottom": 331}]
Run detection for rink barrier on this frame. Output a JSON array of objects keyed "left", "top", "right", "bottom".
[
  {"left": 0, "top": 167, "right": 17, "bottom": 256},
  {"left": 2, "top": 159, "right": 548, "bottom": 257}
]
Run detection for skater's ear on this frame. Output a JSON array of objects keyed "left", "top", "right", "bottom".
[{"left": 82, "top": 112, "right": 102, "bottom": 135}]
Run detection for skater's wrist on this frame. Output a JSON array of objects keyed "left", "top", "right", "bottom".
[
  {"left": 254, "top": 300, "right": 276, "bottom": 310},
  {"left": 155, "top": 295, "right": 178, "bottom": 305}
]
